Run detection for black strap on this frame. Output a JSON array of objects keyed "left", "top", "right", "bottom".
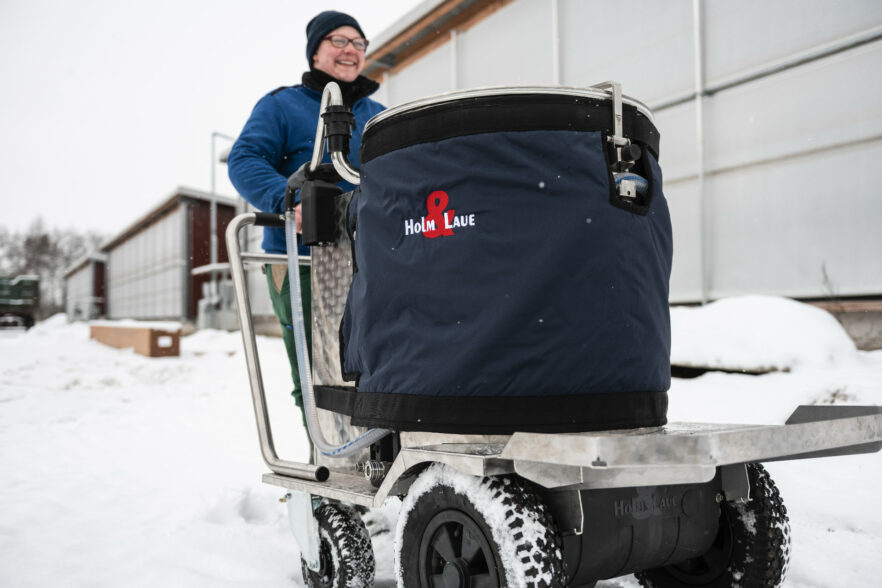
[
  {"left": 314, "top": 385, "right": 357, "bottom": 414},
  {"left": 361, "top": 93, "right": 660, "bottom": 164},
  {"left": 315, "top": 385, "right": 668, "bottom": 435}
]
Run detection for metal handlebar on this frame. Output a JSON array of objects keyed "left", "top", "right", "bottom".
[
  {"left": 225, "top": 212, "right": 329, "bottom": 482},
  {"left": 308, "top": 82, "right": 361, "bottom": 185}
]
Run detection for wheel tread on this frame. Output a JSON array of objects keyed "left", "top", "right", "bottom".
[
  {"left": 396, "top": 465, "right": 568, "bottom": 587},
  {"left": 301, "top": 502, "right": 375, "bottom": 588}
]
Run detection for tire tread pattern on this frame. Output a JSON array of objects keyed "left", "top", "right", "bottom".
[
  {"left": 301, "top": 502, "right": 376, "bottom": 588},
  {"left": 396, "top": 465, "right": 567, "bottom": 588}
]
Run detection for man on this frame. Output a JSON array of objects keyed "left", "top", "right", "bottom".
[{"left": 228, "top": 11, "right": 384, "bottom": 429}]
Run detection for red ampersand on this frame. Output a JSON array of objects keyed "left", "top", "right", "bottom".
[{"left": 423, "top": 191, "right": 455, "bottom": 239}]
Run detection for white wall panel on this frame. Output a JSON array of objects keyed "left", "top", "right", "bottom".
[
  {"left": 559, "top": 0, "right": 693, "bottom": 104},
  {"left": 373, "top": 74, "right": 390, "bottom": 107},
  {"left": 705, "top": 40, "right": 882, "bottom": 174},
  {"left": 106, "top": 207, "right": 186, "bottom": 319},
  {"left": 665, "top": 179, "right": 704, "bottom": 303},
  {"left": 458, "top": 0, "right": 554, "bottom": 87},
  {"left": 387, "top": 41, "right": 454, "bottom": 105},
  {"left": 652, "top": 100, "right": 698, "bottom": 182},
  {"left": 704, "top": 0, "right": 882, "bottom": 86},
  {"left": 707, "top": 138, "right": 882, "bottom": 298},
  {"left": 65, "top": 268, "right": 93, "bottom": 319}
]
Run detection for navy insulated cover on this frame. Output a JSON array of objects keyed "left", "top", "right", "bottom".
[{"left": 340, "top": 127, "right": 673, "bottom": 434}]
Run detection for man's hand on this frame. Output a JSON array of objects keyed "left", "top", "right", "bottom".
[{"left": 294, "top": 203, "right": 303, "bottom": 234}]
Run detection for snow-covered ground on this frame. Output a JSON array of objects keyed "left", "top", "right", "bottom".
[{"left": 1, "top": 296, "right": 880, "bottom": 587}]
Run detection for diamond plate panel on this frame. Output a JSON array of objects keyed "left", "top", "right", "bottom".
[{"left": 311, "top": 192, "right": 369, "bottom": 468}]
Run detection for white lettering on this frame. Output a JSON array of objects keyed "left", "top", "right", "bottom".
[
  {"left": 444, "top": 212, "right": 453, "bottom": 229},
  {"left": 403, "top": 210, "right": 476, "bottom": 237}
]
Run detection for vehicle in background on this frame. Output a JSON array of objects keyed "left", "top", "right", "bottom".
[{"left": 0, "top": 275, "right": 40, "bottom": 328}]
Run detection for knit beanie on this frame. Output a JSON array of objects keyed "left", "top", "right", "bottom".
[{"left": 305, "top": 10, "right": 366, "bottom": 66}]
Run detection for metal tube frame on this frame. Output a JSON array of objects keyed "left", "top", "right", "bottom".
[
  {"left": 693, "top": 0, "right": 709, "bottom": 305},
  {"left": 225, "top": 212, "right": 328, "bottom": 482},
  {"left": 309, "top": 83, "right": 361, "bottom": 185}
]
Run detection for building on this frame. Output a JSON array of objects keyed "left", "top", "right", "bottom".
[
  {"left": 363, "top": 0, "right": 882, "bottom": 307},
  {"left": 99, "top": 187, "right": 237, "bottom": 321},
  {"left": 62, "top": 186, "right": 280, "bottom": 331},
  {"left": 64, "top": 254, "right": 106, "bottom": 320}
]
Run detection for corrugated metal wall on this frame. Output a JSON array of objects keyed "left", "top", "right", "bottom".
[
  {"left": 105, "top": 207, "right": 187, "bottom": 319},
  {"left": 65, "top": 265, "right": 94, "bottom": 320},
  {"left": 373, "top": 0, "right": 882, "bottom": 302}
]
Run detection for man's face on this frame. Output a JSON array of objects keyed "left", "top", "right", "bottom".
[{"left": 312, "top": 25, "right": 366, "bottom": 82}]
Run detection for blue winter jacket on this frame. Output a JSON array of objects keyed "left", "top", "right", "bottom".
[{"left": 228, "top": 78, "right": 385, "bottom": 254}]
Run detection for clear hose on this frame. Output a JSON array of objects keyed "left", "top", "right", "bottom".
[{"left": 284, "top": 213, "right": 391, "bottom": 457}]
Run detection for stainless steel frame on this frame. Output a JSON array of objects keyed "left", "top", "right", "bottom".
[
  {"left": 226, "top": 213, "right": 328, "bottom": 482},
  {"left": 261, "top": 407, "right": 882, "bottom": 509}
]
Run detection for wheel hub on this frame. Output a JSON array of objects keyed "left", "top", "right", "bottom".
[
  {"left": 419, "top": 509, "right": 500, "bottom": 587},
  {"left": 441, "top": 559, "right": 467, "bottom": 587}
]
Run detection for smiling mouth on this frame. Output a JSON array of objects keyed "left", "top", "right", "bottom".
[{"left": 336, "top": 59, "right": 357, "bottom": 66}]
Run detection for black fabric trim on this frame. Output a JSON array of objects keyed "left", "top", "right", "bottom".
[
  {"left": 315, "top": 385, "right": 357, "bottom": 414},
  {"left": 302, "top": 70, "right": 380, "bottom": 107},
  {"left": 360, "top": 94, "right": 660, "bottom": 164},
  {"left": 338, "top": 390, "right": 668, "bottom": 434}
]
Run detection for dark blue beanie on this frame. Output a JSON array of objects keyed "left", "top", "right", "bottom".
[{"left": 306, "top": 10, "right": 366, "bottom": 66}]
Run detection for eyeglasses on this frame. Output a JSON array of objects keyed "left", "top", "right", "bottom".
[{"left": 323, "top": 35, "right": 369, "bottom": 52}]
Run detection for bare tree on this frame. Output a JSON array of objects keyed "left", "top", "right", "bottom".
[{"left": 0, "top": 218, "right": 107, "bottom": 317}]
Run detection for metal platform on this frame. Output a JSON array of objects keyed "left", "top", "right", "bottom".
[{"left": 261, "top": 405, "right": 882, "bottom": 508}]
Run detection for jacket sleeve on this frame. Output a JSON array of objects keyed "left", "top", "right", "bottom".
[{"left": 227, "top": 94, "right": 289, "bottom": 214}]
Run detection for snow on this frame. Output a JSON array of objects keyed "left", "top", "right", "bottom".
[
  {"left": 2, "top": 297, "right": 881, "bottom": 587},
  {"left": 671, "top": 295, "right": 857, "bottom": 372}
]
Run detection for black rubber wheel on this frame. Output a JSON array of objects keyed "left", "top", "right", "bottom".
[
  {"left": 301, "top": 502, "right": 375, "bottom": 588},
  {"left": 396, "top": 464, "right": 566, "bottom": 588},
  {"left": 636, "top": 463, "right": 791, "bottom": 588}
]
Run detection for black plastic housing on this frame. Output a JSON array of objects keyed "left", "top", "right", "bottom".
[
  {"left": 322, "top": 105, "right": 355, "bottom": 155},
  {"left": 300, "top": 179, "right": 343, "bottom": 246},
  {"left": 252, "top": 212, "right": 285, "bottom": 228},
  {"left": 549, "top": 475, "right": 721, "bottom": 586}
]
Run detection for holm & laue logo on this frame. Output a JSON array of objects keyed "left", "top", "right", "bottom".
[{"left": 404, "top": 191, "right": 475, "bottom": 239}]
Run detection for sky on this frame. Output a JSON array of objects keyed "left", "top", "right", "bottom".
[{"left": 0, "top": 0, "right": 425, "bottom": 236}]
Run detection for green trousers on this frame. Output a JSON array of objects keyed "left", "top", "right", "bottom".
[{"left": 266, "top": 264, "right": 312, "bottom": 428}]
